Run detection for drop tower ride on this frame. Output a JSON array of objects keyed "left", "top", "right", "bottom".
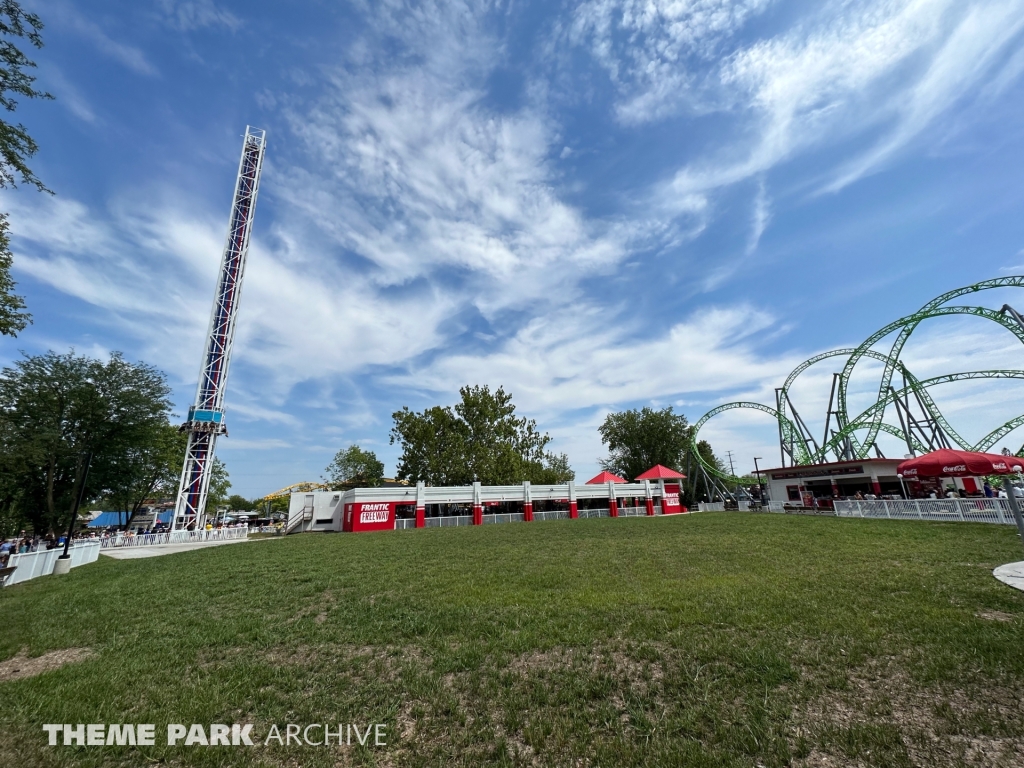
[{"left": 173, "top": 127, "right": 266, "bottom": 530}]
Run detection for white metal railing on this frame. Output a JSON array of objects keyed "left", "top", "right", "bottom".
[
  {"left": 533, "top": 510, "right": 570, "bottom": 521},
  {"left": 698, "top": 502, "right": 725, "bottom": 512},
  {"left": 834, "top": 498, "right": 1016, "bottom": 524},
  {"left": 100, "top": 527, "right": 249, "bottom": 549},
  {"left": 424, "top": 515, "right": 474, "bottom": 528},
  {"left": 617, "top": 505, "right": 649, "bottom": 517},
  {"left": 482, "top": 513, "right": 525, "bottom": 525},
  {"left": 395, "top": 518, "right": 415, "bottom": 530},
  {"left": 577, "top": 508, "right": 611, "bottom": 519},
  {"left": 5, "top": 541, "right": 101, "bottom": 586},
  {"left": 697, "top": 501, "right": 786, "bottom": 512}
]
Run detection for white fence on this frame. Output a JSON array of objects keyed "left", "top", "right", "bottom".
[
  {"left": 834, "top": 498, "right": 1017, "bottom": 524},
  {"left": 5, "top": 541, "right": 101, "bottom": 586},
  {"left": 99, "top": 527, "right": 249, "bottom": 549},
  {"left": 697, "top": 501, "right": 786, "bottom": 512}
]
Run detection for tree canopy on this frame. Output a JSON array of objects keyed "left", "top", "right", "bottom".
[
  {"left": 0, "top": 1, "right": 54, "bottom": 337},
  {"left": 324, "top": 444, "right": 385, "bottom": 488},
  {"left": 0, "top": 350, "right": 173, "bottom": 533},
  {"left": 390, "top": 385, "right": 573, "bottom": 485},
  {"left": 598, "top": 406, "right": 690, "bottom": 481}
]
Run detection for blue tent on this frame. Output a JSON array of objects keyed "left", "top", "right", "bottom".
[{"left": 88, "top": 511, "right": 173, "bottom": 527}]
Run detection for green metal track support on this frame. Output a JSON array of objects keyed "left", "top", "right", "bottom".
[{"left": 691, "top": 278, "right": 1024, "bottom": 482}]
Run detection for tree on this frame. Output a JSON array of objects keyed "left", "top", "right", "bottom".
[
  {"left": 598, "top": 407, "right": 690, "bottom": 481},
  {"left": 390, "top": 385, "right": 570, "bottom": 485},
  {"left": 324, "top": 444, "right": 385, "bottom": 488},
  {"left": 103, "top": 423, "right": 185, "bottom": 529},
  {"left": 530, "top": 452, "right": 575, "bottom": 484},
  {"left": 0, "top": 350, "right": 172, "bottom": 533},
  {"left": 226, "top": 494, "right": 254, "bottom": 512},
  {"left": 0, "top": 3, "right": 55, "bottom": 336},
  {"left": 206, "top": 457, "right": 229, "bottom": 513}
]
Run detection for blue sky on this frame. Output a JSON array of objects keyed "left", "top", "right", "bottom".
[{"left": 4, "top": 0, "right": 1024, "bottom": 497}]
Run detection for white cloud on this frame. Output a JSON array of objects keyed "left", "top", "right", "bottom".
[
  {"left": 56, "top": 2, "right": 157, "bottom": 76},
  {"left": 157, "top": 0, "right": 241, "bottom": 31}
]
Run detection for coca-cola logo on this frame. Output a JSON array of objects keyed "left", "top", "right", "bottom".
[
  {"left": 903, "top": 468, "right": 918, "bottom": 476},
  {"left": 992, "top": 461, "right": 1008, "bottom": 471},
  {"left": 942, "top": 465, "right": 966, "bottom": 473}
]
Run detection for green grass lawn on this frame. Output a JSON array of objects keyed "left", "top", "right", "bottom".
[{"left": 2, "top": 512, "right": 1024, "bottom": 767}]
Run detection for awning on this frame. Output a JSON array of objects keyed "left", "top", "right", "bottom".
[
  {"left": 585, "top": 471, "right": 627, "bottom": 484},
  {"left": 896, "top": 449, "right": 1022, "bottom": 478}
]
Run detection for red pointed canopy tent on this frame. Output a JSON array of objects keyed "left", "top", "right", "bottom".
[
  {"left": 634, "top": 465, "right": 687, "bottom": 515},
  {"left": 585, "top": 470, "right": 627, "bottom": 484},
  {"left": 634, "top": 464, "right": 686, "bottom": 480}
]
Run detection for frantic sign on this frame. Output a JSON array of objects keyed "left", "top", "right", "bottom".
[{"left": 344, "top": 501, "right": 395, "bottom": 532}]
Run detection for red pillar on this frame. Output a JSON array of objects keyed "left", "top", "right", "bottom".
[
  {"left": 523, "top": 502, "right": 533, "bottom": 521},
  {"left": 569, "top": 501, "right": 578, "bottom": 518},
  {"left": 473, "top": 505, "right": 483, "bottom": 525},
  {"left": 415, "top": 506, "right": 425, "bottom": 528},
  {"left": 871, "top": 480, "right": 882, "bottom": 495},
  {"left": 609, "top": 498, "right": 618, "bottom": 517},
  {"left": 645, "top": 498, "right": 655, "bottom": 516}
]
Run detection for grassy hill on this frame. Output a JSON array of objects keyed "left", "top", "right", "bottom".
[{"left": 2, "top": 512, "right": 1024, "bottom": 767}]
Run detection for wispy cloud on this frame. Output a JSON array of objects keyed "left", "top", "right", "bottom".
[{"left": 156, "top": 0, "right": 241, "bottom": 32}]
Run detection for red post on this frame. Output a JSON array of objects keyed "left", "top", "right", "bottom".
[
  {"left": 415, "top": 506, "right": 425, "bottom": 528},
  {"left": 473, "top": 505, "right": 483, "bottom": 525},
  {"left": 871, "top": 480, "right": 882, "bottom": 495},
  {"left": 569, "top": 501, "right": 578, "bottom": 518},
  {"left": 645, "top": 498, "right": 655, "bottom": 516},
  {"left": 524, "top": 502, "right": 533, "bottom": 521},
  {"left": 609, "top": 498, "right": 618, "bottom": 517}
]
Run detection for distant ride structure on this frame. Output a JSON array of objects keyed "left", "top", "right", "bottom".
[
  {"left": 690, "top": 277, "right": 1024, "bottom": 498},
  {"left": 173, "top": 127, "right": 267, "bottom": 530}
]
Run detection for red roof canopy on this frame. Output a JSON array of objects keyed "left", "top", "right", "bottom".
[
  {"left": 896, "top": 449, "right": 1022, "bottom": 478},
  {"left": 585, "top": 470, "right": 627, "bottom": 484},
  {"left": 635, "top": 464, "right": 687, "bottom": 480}
]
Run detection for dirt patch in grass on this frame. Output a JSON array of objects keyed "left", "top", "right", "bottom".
[
  {"left": 976, "top": 610, "right": 1016, "bottom": 622},
  {"left": 0, "top": 647, "right": 95, "bottom": 683},
  {"left": 793, "top": 659, "right": 1024, "bottom": 767}
]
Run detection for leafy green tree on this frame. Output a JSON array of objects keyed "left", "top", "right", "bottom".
[
  {"left": 324, "top": 444, "right": 385, "bottom": 488},
  {"left": 391, "top": 385, "right": 568, "bottom": 485},
  {"left": 206, "top": 457, "right": 230, "bottom": 513},
  {"left": 0, "top": 350, "right": 172, "bottom": 533},
  {"left": 530, "top": 452, "right": 575, "bottom": 484},
  {"left": 226, "top": 494, "right": 254, "bottom": 512},
  {"left": 104, "top": 423, "right": 185, "bottom": 529},
  {"left": 0, "top": 2, "right": 55, "bottom": 336},
  {"left": 599, "top": 407, "right": 690, "bottom": 481}
]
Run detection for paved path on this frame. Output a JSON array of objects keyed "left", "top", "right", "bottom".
[
  {"left": 100, "top": 538, "right": 251, "bottom": 560},
  {"left": 993, "top": 561, "right": 1024, "bottom": 592}
]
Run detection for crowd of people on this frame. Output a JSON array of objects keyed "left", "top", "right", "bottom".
[{"left": 0, "top": 529, "right": 100, "bottom": 568}]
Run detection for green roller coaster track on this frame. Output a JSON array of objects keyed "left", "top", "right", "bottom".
[{"left": 691, "top": 278, "right": 1024, "bottom": 484}]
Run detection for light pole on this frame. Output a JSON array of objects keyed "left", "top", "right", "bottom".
[
  {"left": 897, "top": 473, "right": 909, "bottom": 500},
  {"left": 753, "top": 457, "right": 765, "bottom": 508}
]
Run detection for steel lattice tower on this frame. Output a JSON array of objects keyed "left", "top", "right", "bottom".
[{"left": 173, "top": 127, "right": 266, "bottom": 530}]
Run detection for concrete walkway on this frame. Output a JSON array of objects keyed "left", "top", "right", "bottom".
[
  {"left": 100, "top": 538, "right": 250, "bottom": 560},
  {"left": 993, "top": 561, "right": 1024, "bottom": 593}
]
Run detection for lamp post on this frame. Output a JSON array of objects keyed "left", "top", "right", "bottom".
[
  {"left": 52, "top": 450, "right": 92, "bottom": 576},
  {"left": 753, "top": 457, "right": 765, "bottom": 508},
  {"left": 897, "top": 473, "right": 909, "bottom": 500}
]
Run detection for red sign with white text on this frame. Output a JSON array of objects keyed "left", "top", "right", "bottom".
[
  {"left": 662, "top": 484, "right": 684, "bottom": 514},
  {"left": 344, "top": 502, "right": 396, "bottom": 532}
]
